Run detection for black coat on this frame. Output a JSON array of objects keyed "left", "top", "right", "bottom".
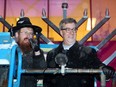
[
  {"left": 44, "top": 41, "right": 104, "bottom": 87},
  {"left": 20, "top": 49, "right": 46, "bottom": 87}
]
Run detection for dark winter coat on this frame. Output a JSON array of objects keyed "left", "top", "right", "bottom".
[
  {"left": 44, "top": 41, "right": 104, "bottom": 87},
  {"left": 20, "top": 49, "right": 46, "bottom": 87}
]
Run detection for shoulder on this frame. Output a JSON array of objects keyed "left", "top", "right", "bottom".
[
  {"left": 79, "top": 45, "right": 97, "bottom": 59},
  {"left": 47, "top": 47, "right": 58, "bottom": 57},
  {"left": 48, "top": 43, "right": 62, "bottom": 54},
  {"left": 47, "top": 48, "right": 56, "bottom": 55},
  {"left": 81, "top": 45, "right": 97, "bottom": 54}
]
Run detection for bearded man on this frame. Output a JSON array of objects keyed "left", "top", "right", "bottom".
[{"left": 11, "top": 17, "right": 46, "bottom": 87}]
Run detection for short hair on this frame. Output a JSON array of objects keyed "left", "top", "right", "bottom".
[{"left": 59, "top": 18, "right": 77, "bottom": 30}]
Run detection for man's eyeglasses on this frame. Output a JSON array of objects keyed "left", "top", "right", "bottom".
[
  {"left": 20, "top": 31, "right": 34, "bottom": 36},
  {"left": 61, "top": 28, "right": 76, "bottom": 33}
]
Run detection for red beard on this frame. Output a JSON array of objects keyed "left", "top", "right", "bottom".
[{"left": 18, "top": 38, "right": 32, "bottom": 53}]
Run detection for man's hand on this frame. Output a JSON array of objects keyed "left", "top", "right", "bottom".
[
  {"left": 29, "top": 38, "right": 40, "bottom": 51},
  {"left": 102, "top": 66, "right": 115, "bottom": 79}
]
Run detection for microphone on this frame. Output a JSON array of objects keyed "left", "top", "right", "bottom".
[
  {"left": 29, "top": 38, "right": 35, "bottom": 49},
  {"left": 55, "top": 53, "right": 68, "bottom": 75},
  {"left": 29, "top": 38, "right": 39, "bottom": 50}
]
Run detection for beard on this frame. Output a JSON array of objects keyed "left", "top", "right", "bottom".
[{"left": 18, "top": 38, "right": 32, "bottom": 53}]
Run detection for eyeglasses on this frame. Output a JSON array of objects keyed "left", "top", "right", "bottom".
[
  {"left": 20, "top": 31, "right": 34, "bottom": 36},
  {"left": 61, "top": 27, "right": 76, "bottom": 33}
]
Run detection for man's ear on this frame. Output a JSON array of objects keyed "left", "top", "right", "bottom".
[
  {"left": 15, "top": 32, "right": 18, "bottom": 38},
  {"left": 60, "top": 30, "right": 63, "bottom": 37},
  {"left": 14, "top": 32, "right": 19, "bottom": 42}
]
